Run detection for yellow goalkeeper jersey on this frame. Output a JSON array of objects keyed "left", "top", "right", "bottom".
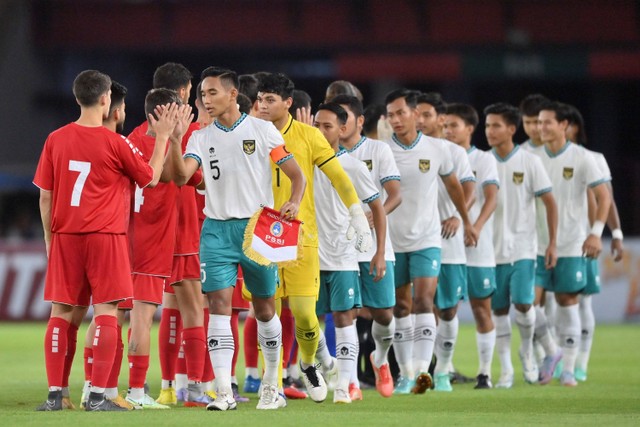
[{"left": 272, "top": 114, "right": 359, "bottom": 247}]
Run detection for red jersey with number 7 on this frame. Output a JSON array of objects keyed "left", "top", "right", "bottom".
[{"left": 33, "top": 123, "right": 154, "bottom": 234}]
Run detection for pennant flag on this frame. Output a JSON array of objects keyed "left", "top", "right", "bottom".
[{"left": 243, "top": 206, "right": 303, "bottom": 266}]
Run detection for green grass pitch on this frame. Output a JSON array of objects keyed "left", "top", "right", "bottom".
[{"left": 1, "top": 322, "right": 638, "bottom": 426}]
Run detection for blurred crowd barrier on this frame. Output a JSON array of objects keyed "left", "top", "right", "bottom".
[{"left": 0, "top": 239, "right": 638, "bottom": 322}]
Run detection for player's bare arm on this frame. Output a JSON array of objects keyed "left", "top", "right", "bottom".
[
  {"left": 582, "top": 182, "right": 611, "bottom": 259},
  {"left": 367, "top": 197, "right": 387, "bottom": 282},
  {"left": 605, "top": 183, "right": 624, "bottom": 261},
  {"left": 472, "top": 183, "right": 498, "bottom": 236},
  {"left": 277, "top": 156, "right": 306, "bottom": 219},
  {"left": 539, "top": 191, "right": 558, "bottom": 269},
  {"left": 442, "top": 172, "right": 478, "bottom": 246}
]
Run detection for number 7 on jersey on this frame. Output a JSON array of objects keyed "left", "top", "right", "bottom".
[{"left": 69, "top": 160, "right": 91, "bottom": 207}]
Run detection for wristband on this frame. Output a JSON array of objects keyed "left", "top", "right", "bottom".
[
  {"left": 612, "top": 228, "right": 624, "bottom": 241},
  {"left": 590, "top": 220, "right": 605, "bottom": 237}
]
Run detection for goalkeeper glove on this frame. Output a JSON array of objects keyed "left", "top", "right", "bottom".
[{"left": 346, "top": 204, "right": 373, "bottom": 253}]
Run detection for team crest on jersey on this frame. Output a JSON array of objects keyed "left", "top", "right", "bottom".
[
  {"left": 243, "top": 140, "right": 256, "bottom": 155},
  {"left": 513, "top": 172, "right": 524, "bottom": 185},
  {"left": 563, "top": 167, "right": 574, "bottom": 180},
  {"left": 363, "top": 159, "right": 373, "bottom": 171},
  {"left": 270, "top": 221, "right": 283, "bottom": 237},
  {"left": 419, "top": 159, "right": 430, "bottom": 173}
]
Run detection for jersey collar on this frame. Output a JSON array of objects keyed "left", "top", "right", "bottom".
[
  {"left": 392, "top": 131, "right": 422, "bottom": 150},
  {"left": 544, "top": 141, "right": 571, "bottom": 158},
  {"left": 214, "top": 113, "right": 247, "bottom": 133},
  {"left": 492, "top": 144, "right": 519, "bottom": 162},
  {"left": 281, "top": 114, "right": 294, "bottom": 135}
]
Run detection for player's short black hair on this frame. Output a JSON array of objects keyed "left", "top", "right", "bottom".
[
  {"left": 325, "top": 80, "right": 363, "bottom": 102},
  {"left": 565, "top": 104, "right": 587, "bottom": 145},
  {"left": 483, "top": 102, "right": 521, "bottom": 127},
  {"left": 385, "top": 88, "right": 418, "bottom": 108},
  {"left": 238, "top": 74, "right": 259, "bottom": 104},
  {"left": 73, "top": 70, "right": 111, "bottom": 107},
  {"left": 363, "top": 104, "right": 385, "bottom": 136},
  {"left": 108, "top": 80, "right": 127, "bottom": 116},
  {"left": 144, "top": 88, "right": 181, "bottom": 121},
  {"left": 519, "top": 93, "right": 549, "bottom": 117},
  {"left": 200, "top": 67, "right": 238, "bottom": 89},
  {"left": 237, "top": 93, "right": 252, "bottom": 114},
  {"left": 153, "top": 62, "right": 193, "bottom": 91},
  {"left": 331, "top": 94, "right": 364, "bottom": 118},
  {"left": 539, "top": 101, "right": 572, "bottom": 123},
  {"left": 416, "top": 92, "right": 446, "bottom": 115},
  {"left": 316, "top": 102, "right": 348, "bottom": 125},
  {"left": 257, "top": 73, "right": 295, "bottom": 99},
  {"left": 291, "top": 89, "right": 312, "bottom": 113},
  {"left": 445, "top": 103, "right": 479, "bottom": 127}
]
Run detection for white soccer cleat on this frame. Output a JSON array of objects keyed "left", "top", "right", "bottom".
[
  {"left": 206, "top": 392, "right": 237, "bottom": 411},
  {"left": 495, "top": 372, "right": 514, "bottom": 389},
  {"left": 256, "top": 383, "right": 287, "bottom": 410},
  {"left": 519, "top": 349, "right": 539, "bottom": 384},
  {"left": 333, "top": 388, "right": 352, "bottom": 404},
  {"left": 300, "top": 363, "right": 328, "bottom": 403}
]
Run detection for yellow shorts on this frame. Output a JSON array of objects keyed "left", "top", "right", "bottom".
[{"left": 276, "top": 246, "right": 320, "bottom": 299}]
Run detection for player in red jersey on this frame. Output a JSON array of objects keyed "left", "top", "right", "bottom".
[{"left": 33, "top": 70, "right": 180, "bottom": 412}]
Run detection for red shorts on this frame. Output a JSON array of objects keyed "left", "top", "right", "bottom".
[
  {"left": 232, "top": 269, "right": 250, "bottom": 310},
  {"left": 169, "top": 254, "right": 200, "bottom": 285},
  {"left": 45, "top": 233, "right": 133, "bottom": 306},
  {"left": 119, "top": 274, "right": 165, "bottom": 309}
]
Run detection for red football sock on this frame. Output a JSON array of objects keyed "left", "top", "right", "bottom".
[
  {"left": 244, "top": 315, "right": 258, "bottom": 369},
  {"left": 83, "top": 347, "right": 93, "bottom": 381},
  {"left": 202, "top": 308, "right": 214, "bottom": 382},
  {"left": 158, "top": 308, "right": 182, "bottom": 381},
  {"left": 62, "top": 323, "right": 79, "bottom": 388},
  {"left": 91, "top": 315, "right": 118, "bottom": 389},
  {"left": 182, "top": 326, "right": 205, "bottom": 382},
  {"left": 176, "top": 343, "right": 187, "bottom": 375},
  {"left": 231, "top": 310, "right": 240, "bottom": 377},
  {"left": 128, "top": 355, "right": 150, "bottom": 389},
  {"left": 281, "top": 306, "right": 295, "bottom": 369},
  {"left": 44, "top": 317, "right": 70, "bottom": 388},
  {"left": 106, "top": 324, "right": 124, "bottom": 389}
]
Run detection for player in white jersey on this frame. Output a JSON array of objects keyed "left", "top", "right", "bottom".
[
  {"left": 484, "top": 103, "right": 558, "bottom": 389},
  {"left": 533, "top": 102, "right": 611, "bottom": 387},
  {"left": 562, "top": 105, "right": 624, "bottom": 382},
  {"left": 520, "top": 94, "right": 550, "bottom": 152},
  {"left": 444, "top": 103, "right": 499, "bottom": 390},
  {"left": 313, "top": 102, "right": 388, "bottom": 403},
  {"left": 416, "top": 92, "right": 447, "bottom": 139},
  {"left": 333, "top": 94, "right": 401, "bottom": 399},
  {"left": 431, "top": 104, "right": 477, "bottom": 392},
  {"left": 385, "top": 89, "right": 477, "bottom": 395},
  {"left": 168, "top": 67, "right": 306, "bottom": 411}
]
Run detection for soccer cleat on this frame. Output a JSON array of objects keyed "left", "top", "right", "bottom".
[
  {"left": 559, "top": 371, "right": 578, "bottom": 387},
  {"left": 206, "top": 392, "right": 237, "bottom": 411},
  {"left": 574, "top": 367, "right": 588, "bottom": 382},
  {"left": 519, "top": 349, "right": 539, "bottom": 384},
  {"left": 243, "top": 375, "right": 261, "bottom": 393},
  {"left": 183, "top": 383, "right": 211, "bottom": 408},
  {"left": 495, "top": 372, "right": 514, "bottom": 389},
  {"left": 156, "top": 387, "right": 177, "bottom": 405},
  {"left": 62, "top": 396, "right": 76, "bottom": 410},
  {"left": 126, "top": 393, "right": 170, "bottom": 409},
  {"left": 256, "top": 383, "right": 286, "bottom": 410},
  {"left": 393, "top": 376, "right": 415, "bottom": 394},
  {"left": 369, "top": 354, "right": 393, "bottom": 398},
  {"left": 176, "top": 387, "right": 188, "bottom": 402},
  {"left": 348, "top": 383, "right": 363, "bottom": 401},
  {"left": 85, "top": 397, "right": 128, "bottom": 411},
  {"left": 449, "top": 370, "right": 475, "bottom": 384},
  {"left": 300, "top": 363, "right": 328, "bottom": 403},
  {"left": 434, "top": 372, "right": 453, "bottom": 392},
  {"left": 539, "top": 351, "right": 563, "bottom": 385},
  {"left": 474, "top": 374, "right": 492, "bottom": 390},
  {"left": 283, "top": 375, "right": 307, "bottom": 399},
  {"left": 321, "top": 357, "right": 339, "bottom": 391},
  {"left": 333, "top": 388, "right": 352, "bottom": 404},
  {"left": 80, "top": 383, "right": 90, "bottom": 408},
  {"left": 36, "top": 391, "right": 63, "bottom": 411},
  {"left": 231, "top": 383, "right": 249, "bottom": 403},
  {"left": 109, "top": 395, "right": 134, "bottom": 410},
  {"left": 411, "top": 372, "right": 433, "bottom": 394}
]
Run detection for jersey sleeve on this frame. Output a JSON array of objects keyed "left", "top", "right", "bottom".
[
  {"left": 529, "top": 154, "right": 552, "bottom": 196},
  {"left": 377, "top": 142, "right": 401, "bottom": 185},
  {"left": 454, "top": 146, "right": 475, "bottom": 184},
  {"left": 265, "top": 122, "right": 292, "bottom": 165},
  {"left": 184, "top": 132, "right": 202, "bottom": 166},
  {"left": 115, "top": 134, "right": 155, "bottom": 188},
  {"left": 583, "top": 150, "right": 608, "bottom": 188},
  {"left": 479, "top": 152, "right": 500, "bottom": 188},
  {"left": 33, "top": 135, "right": 54, "bottom": 191},
  {"left": 438, "top": 140, "right": 455, "bottom": 176},
  {"left": 310, "top": 127, "right": 337, "bottom": 169},
  {"left": 347, "top": 157, "right": 380, "bottom": 204}
]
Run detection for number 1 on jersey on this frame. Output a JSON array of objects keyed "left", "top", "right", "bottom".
[
  {"left": 68, "top": 160, "right": 91, "bottom": 207},
  {"left": 134, "top": 185, "right": 144, "bottom": 213}
]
